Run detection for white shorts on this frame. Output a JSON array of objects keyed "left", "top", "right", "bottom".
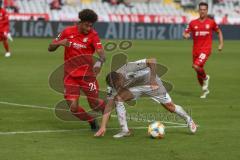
[{"left": 129, "top": 85, "right": 172, "bottom": 104}]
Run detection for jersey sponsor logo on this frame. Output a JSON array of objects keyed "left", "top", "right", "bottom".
[
  {"left": 194, "top": 26, "right": 198, "bottom": 29},
  {"left": 69, "top": 42, "right": 87, "bottom": 49},
  {"left": 195, "top": 31, "right": 210, "bottom": 36}
]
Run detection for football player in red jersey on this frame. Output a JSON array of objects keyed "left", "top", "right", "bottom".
[
  {"left": 183, "top": 2, "right": 224, "bottom": 98},
  {"left": 0, "top": 0, "right": 12, "bottom": 57},
  {"left": 48, "top": 9, "right": 106, "bottom": 131}
]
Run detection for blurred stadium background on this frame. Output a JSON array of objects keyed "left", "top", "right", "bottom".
[
  {"left": 4, "top": 0, "right": 240, "bottom": 24},
  {"left": 3, "top": 0, "right": 240, "bottom": 40}
]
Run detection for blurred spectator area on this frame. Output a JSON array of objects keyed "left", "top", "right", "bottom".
[
  {"left": 5, "top": 0, "right": 240, "bottom": 24},
  {"left": 212, "top": 0, "right": 240, "bottom": 18},
  {"left": 4, "top": 0, "right": 19, "bottom": 12},
  {"left": 13, "top": 0, "right": 188, "bottom": 21}
]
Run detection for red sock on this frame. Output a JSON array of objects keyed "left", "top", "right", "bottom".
[
  {"left": 197, "top": 74, "right": 203, "bottom": 86},
  {"left": 195, "top": 67, "right": 206, "bottom": 86},
  {"left": 3, "top": 40, "right": 9, "bottom": 52},
  {"left": 71, "top": 106, "right": 94, "bottom": 123},
  {"left": 198, "top": 67, "right": 206, "bottom": 79}
]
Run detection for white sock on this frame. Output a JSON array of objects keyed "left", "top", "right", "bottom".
[
  {"left": 115, "top": 101, "right": 129, "bottom": 132},
  {"left": 174, "top": 105, "right": 191, "bottom": 123}
]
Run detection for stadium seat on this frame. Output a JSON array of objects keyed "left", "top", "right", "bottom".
[{"left": 12, "top": 0, "right": 240, "bottom": 23}]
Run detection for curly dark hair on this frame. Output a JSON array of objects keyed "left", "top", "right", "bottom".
[
  {"left": 106, "top": 71, "right": 120, "bottom": 88},
  {"left": 78, "top": 9, "right": 98, "bottom": 23}
]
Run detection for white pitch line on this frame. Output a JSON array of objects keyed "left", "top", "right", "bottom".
[
  {"left": 0, "top": 126, "right": 188, "bottom": 135},
  {"left": 0, "top": 101, "right": 54, "bottom": 110},
  {"left": 0, "top": 129, "right": 81, "bottom": 135},
  {"left": 0, "top": 101, "right": 187, "bottom": 126}
]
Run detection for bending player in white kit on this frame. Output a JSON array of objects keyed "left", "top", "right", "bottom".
[{"left": 95, "top": 58, "right": 197, "bottom": 138}]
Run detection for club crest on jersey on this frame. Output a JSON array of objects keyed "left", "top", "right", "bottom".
[
  {"left": 206, "top": 24, "right": 210, "bottom": 29},
  {"left": 83, "top": 37, "right": 88, "bottom": 43}
]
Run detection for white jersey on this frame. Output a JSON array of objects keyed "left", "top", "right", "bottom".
[
  {"left": 117, "top": 59, "right": 151, "bottom": 88},
  {"left": 107, "top": 59, "right": 169, "bottom": 104}
]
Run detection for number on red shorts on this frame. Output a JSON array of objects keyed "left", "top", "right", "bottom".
[
  {"left": 199, "top": 53, "right": 206, "bottom": 60},
  {"left": 89, "top": 82, "right": 97, "bottom": 91}
]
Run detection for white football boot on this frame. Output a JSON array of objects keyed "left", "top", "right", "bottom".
[
  {"left": 187, "top": 119, "right": 197, "bottom": 134},
  {"left": 202, "top": 75, "right": 210, "bottom": 90},
  {"left": 5, "top": 52, "right": 11, "bottom": 58},
  {"left": 113, "top": 130, "right": 131, "bottom": 138},
  {"left": 200, "top": 89, "right": 210, "bottom": 99},
  {"left": 200, "top": 75, "right": 210, "bottom": 98}
]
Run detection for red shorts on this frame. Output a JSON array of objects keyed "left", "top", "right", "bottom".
[
  {"left": 192, "top": 52, "right": 210, "bottom": 68},
  {"left": 64, "top": 75, "right": 99, "bottom": 100},
  {"left": 0, "top": 32, "right": 7, "bottom": 41}
]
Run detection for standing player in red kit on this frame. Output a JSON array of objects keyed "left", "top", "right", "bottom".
[
  {"left": 0, "top": 0, "right": 12, "bottom": 57},
  {"left": 48, "top": 9, "right": 105, "bottom": 131},
  {"left": 183, "top": 2, "right": 224, "bottom": 98}
]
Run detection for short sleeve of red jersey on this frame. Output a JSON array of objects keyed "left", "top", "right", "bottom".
[
  {"left": 184, "top": 21, "right": 192, "bottom": 33},
  {"left": 212, "top": 20, "right": 220, "bottom": 32},
  {"left": 92, "top": 34, "right": 103, "bottom": 50}
]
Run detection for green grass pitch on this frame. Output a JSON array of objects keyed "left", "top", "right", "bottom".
[{"left": 0, "top": 38, "right": 239, "bottom": 160}]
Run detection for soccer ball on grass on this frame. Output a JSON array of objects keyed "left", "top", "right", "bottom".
[{"left": 148, "top": 121, "right": 165, "bottom": 139}]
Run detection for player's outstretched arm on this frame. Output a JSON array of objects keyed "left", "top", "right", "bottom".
[
  {"left": 94, "top": 99, "right": 115, "bottom": 137},
  {"left": 48, "top": 43, "right": 60, "bottom": 52},
  {"left": 48, "top": 39, "right": 70, "bottom": 52},
  {"left": 93, "top": 49, "right": 106, "bottom": 76},
  {"left": 217, "top": 29, "right": 224, "bottom": 52}
]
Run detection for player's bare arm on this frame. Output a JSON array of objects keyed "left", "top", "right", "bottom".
[
  {"left": 146, "top": 58, "right": 159, "bottom": 89},
  {"left": 94, "top": 99, "right": 114, "bottom": 137},
  {"left": 217, "top": 29, "right": 224, "bottom": 52},
  {"left": 95, "top": 88, "right": 134, "bottom": 137},
  {"left": 183, "top": 32, "right": 190, "bottom": 39},
  {"left": 93, "top": 48, "right": 106, "bottom": 76},
  {"left": 48, "top": 44, "right": 59, "bottom": 52},
  {"left": 48, "top": 39, "right": 70, "bottom": 52}
]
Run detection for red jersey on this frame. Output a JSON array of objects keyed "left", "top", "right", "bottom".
[
  {"left": 54, "top": 25, "right": 103, "bottom": 77},
  {"left": 0, "top": 8, "right": 9, "bottom": 33},
  {"left": 185, "top": 18, "right": 219, "bottom": 55}
]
